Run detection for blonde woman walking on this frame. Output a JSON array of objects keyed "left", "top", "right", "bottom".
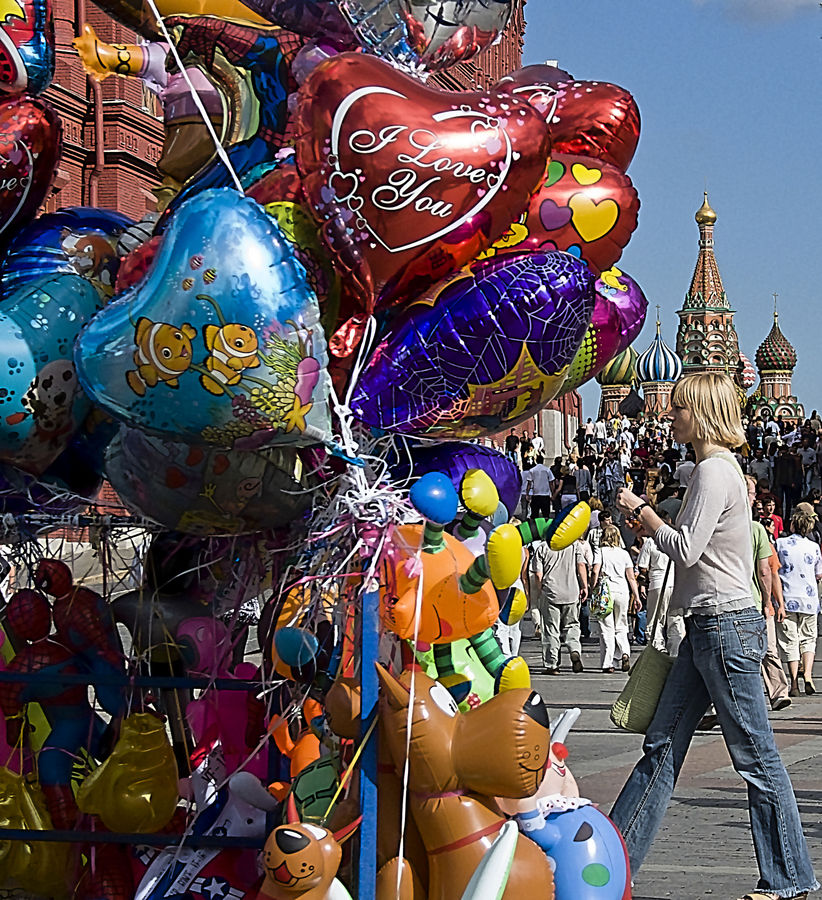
[
  {"left": 592, "top": 524, "right": 639, "bottom": 672},
  {"left": 611, "top": 372, "right": 816, "bottom": 900}
]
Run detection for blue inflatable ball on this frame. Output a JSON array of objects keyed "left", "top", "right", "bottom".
[
  {"left": 410, "top": 472, "right": 458, "bottom": 525},
  {"left": 518, "top": 804, "right": 630, "bottom": 900},
  {"left": 274, "top": 627, "right": 320, "bottom": 668}
]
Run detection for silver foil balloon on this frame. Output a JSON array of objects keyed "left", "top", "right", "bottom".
[{"left": 335, "top": 0, "right": 516, "bottom": 73}]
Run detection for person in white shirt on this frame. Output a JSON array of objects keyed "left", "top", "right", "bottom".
[
  {"left": 673, "top": 450, "right": 696, "bottom": 488},
  {"left": 749, "top": 446, "right": 772, "bottom": 486},
  {"left": 592, "top": 525, "right": 640, "bottom": 672},
  {"left": 636, "top": 510, "right": 683, "bottom": 656},
  {"left": 531, "top": 433, "right": 544, "bottom": 463},
  {"left": 523, "top": 461, "right": 556, "bottom": 519},
  {"left": 594, "top": 418, "right": 608, "bottom": 452},
  {"left": 798, "top": 440, "right": 817, "bottom": 493}
]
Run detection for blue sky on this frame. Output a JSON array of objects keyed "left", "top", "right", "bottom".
[{"left": 522, "top": 0, "right": 822, "bottom": 419}]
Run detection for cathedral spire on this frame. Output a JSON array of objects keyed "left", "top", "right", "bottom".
[
  {"left": 684, "top": 192, "right": 729, "bottom": 311},
  {"left": 675, "top": 192, "right": 740, "bottom": 375}
]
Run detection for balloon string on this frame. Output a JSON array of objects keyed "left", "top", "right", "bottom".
[
  {"left": 320, "top": 714, "right": 377, "bottom": 825},
  {"left": 142, "top": 0, "right": 245, "bottom": 195},
  {"left": 396, "top": 530, "right": 425, "bottom": 897}
]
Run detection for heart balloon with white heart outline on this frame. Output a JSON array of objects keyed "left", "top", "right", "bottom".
[{"left": 296, "top": 52, "right": 551, "bottom": 311}]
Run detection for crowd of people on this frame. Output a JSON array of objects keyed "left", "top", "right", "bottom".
[{"left": 495, "top": 406, "right": 822, "bottom": 705}]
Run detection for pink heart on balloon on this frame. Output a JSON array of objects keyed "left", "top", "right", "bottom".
[{"left": 0, "top": 97, "right": 62, "bottom": 244}]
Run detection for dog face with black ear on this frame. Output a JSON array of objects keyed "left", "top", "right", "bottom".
[{"left": 259, "top": 794, "right": 361, "bottom": 897}]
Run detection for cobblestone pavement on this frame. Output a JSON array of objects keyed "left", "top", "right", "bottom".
[{"left": 523, "top": 625, "right": 822, "bottom": 900}]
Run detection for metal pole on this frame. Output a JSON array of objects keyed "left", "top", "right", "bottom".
[{"left": 357, "top": 583, "right": 380, "bottom": 899}]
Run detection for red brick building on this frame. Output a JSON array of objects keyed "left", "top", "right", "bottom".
[
  {"left": 44, "top": 1, "right": 529, "bottom": 220},
  {"left": 43, "top": 0, "right": 163, "bottom": 218}
]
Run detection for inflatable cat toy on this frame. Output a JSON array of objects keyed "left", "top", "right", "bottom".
[{"left": 380, "top": 470, "right": 589, "bottom": 694}]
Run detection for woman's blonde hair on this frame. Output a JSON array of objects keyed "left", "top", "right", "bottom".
[
  {"left": 601, "top": 524, "right": 621, "bottom": 547},
  {"left": 790, "top": 507, "right": 817, "bottom": 537},
  {"left": 589, "top": 497, "right": 604, "bottom": 512},
  {"left": 670, "top": 373, "right": 745, "bottom": 448}
]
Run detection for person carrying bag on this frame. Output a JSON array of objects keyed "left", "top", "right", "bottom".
[
  {"left": 608, "top": 373, "right": 816, "bottom": 900},
  {"left": 610, "top": 560, "right": 673, "bottom": 732}
]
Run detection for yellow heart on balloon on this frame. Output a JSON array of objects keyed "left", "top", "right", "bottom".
[
  {"left": 571, "top": 163, "right": 602, "bottom": 185},
  {"left": 569, "top": 194, "right": 619, "bottom": 242}
]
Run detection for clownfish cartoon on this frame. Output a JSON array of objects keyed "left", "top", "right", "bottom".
[
  {"left": 126, "top": 317, "right": 197, "bottom": 396},
  {"left": 199, "top": 323, "right": 260, "bottom": 396}
]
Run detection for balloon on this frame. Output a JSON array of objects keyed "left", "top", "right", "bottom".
[
  {"left": 0, "top": 767, "right": 72, "bottom": 896},
  {"left": 84, "top": 0, "right": 353, "bottom": 44},
  {"left": 335, "top": 0, "right": 514, "bottom": 73},
  {"left": 260, "top": 800, "right": 359, "bottom": 900},
  {"left": 105, "top": 427, "right": 314, "bottom": 534},
  {"left": 557, "top": 289, "right": 623, "bottom": 395},
  {"left": 160, "top": 17, "right": 303, "bottom": 205},
  {"left": 498, "top": 67, "right": 641, "bottom": 172},
  {"left": 596, "top": 266, "right": 648, "bottom": 346},
  {"left": 76, "top": 189, "right": 332, "bottom": 449},
  {"left": 0, "top": 206, "right": 134, "bottom": 301},
  {"left": 275, "top": 625, "right": 320, "bottom": 667},
  {"left": 376, "top": 666, "right": 555, "bottom": 899},
  {"left": 460, "top": 820, "right": 519, "bottom": 900},
  {"left": 394, "top": 442, "right": 522, "bottom": 518},
  {"left": 409, "top": 471, "right": 458, "bottom": 524},
  {"left": 76, "top": 712, "right": 179, "bottom": 833},
  {"left": 559, "top": 267, "right": 648, "bottom": 394},
  {"left": 0, "top": 273, "right": 101, "bottom": 475},
  {"left": 0, "top": 96, "right": 61, "bottom": 245},
  {"left": 245, "top": 156, "right": 342, "bottom": 323},
  {"left": 296, "top": 53, "right": 551, "bottom": 311},
  {"left": 381, "top": 524, "right": 499, "bottom": 642},
  {"left": 516, "top": 804, "right": 631, "bottom": 900},
  {"left": 350, "top": 252, "right": 596, "bottom": 438},
  {"left": 415, "top": 638, "right": 496, "bottom": 711},
  {"left": 478, "top": 153, "right": 640, "bottom": 276},
  {"left": 0, "top": 0, "right": 54, "bottom": 95}
]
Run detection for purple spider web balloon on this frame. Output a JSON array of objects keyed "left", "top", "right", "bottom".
[{"left": 350, "top": 251, "right": 596, "bottom": 438}]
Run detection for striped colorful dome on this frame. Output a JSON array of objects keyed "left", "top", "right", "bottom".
[
  {"left": 636, "top": 320, "right": 682, "bottom": 384},
  {"left": 755, "top": 311, "right": 797, "bottom": 372},
  {"left": 734, "top": 352, "right": 756, "bottom": 390},
  {"left": 596, "top": 346, "right": 637, "bottom": 386}
]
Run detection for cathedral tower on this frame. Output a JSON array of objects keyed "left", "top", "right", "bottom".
[
  {"left": 748, "top": 299, "right": 804, "bottom": 424},
  {"left": 675, "top": 194, "right": 740, "bottom": 375}
]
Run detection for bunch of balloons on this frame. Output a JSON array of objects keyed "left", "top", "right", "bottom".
[{"left": 0, "top": 0, "right": 651, "bottom": 897}]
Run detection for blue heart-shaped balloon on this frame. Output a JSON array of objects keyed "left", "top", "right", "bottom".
[
  {"left": 0, "top": 273, "right": 101, "bottom": 474},
  {"left": 75, "top": 189, "right": 331, "bottom": 449}
]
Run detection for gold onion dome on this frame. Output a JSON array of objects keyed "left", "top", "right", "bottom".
[
  {"left": 597, "top": 346, "right": 638, "bottom": 387},
  {"left": 755, "top": 309, "right": 797, "bottom": 372},
  {"left": 695, "top": 191, "right": 717, "bottom": 226}
]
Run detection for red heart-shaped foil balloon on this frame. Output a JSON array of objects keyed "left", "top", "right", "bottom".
[
  {"left": 478, "top": 152, "right": 639, "bottom": 276},
  {"left": 296, "top": 53, "right": 551, "bottom": 311},
  {"left": 0, "top": 96, "right": 61, "bottom": 245},
  {"left": 498, "top": 66, "right": 640, "bottom": 172}
]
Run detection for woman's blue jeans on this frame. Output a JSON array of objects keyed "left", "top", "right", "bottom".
[{"left": 611, "top": 608, "right": 817, "bottom": 897}]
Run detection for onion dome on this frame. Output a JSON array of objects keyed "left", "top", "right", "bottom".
[
  {"left": 695, "top": 191, "right": 717, "bottom": 226},
  {"left": 755, "top": 308, "right": 797, "bottom": 372},
  {"left": 636, "top": 319, "right": 682, "bottom": 384},
  {"left": 596, "top": 346, "right": 637, "bottom": 387},
  {"left": 734, "top": 353, "right": 756, "bottom": 390}
]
